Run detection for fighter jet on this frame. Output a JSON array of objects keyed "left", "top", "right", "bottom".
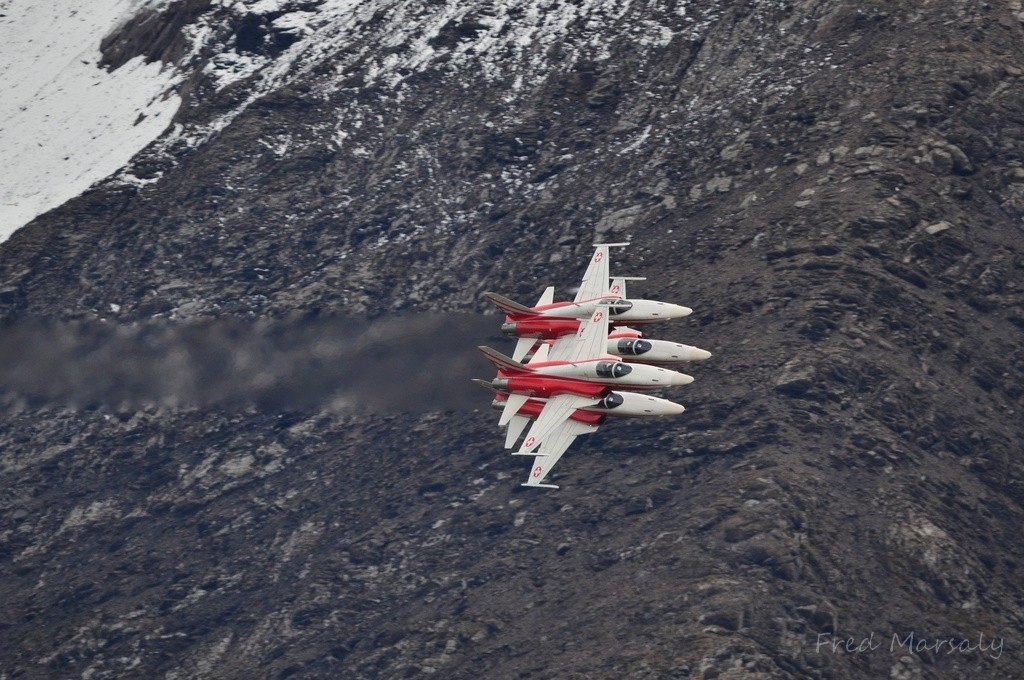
[
  {"left": 486, "top": 243, "right": 709, "bottom": 362},
  {"left": 520, "top": 324, "right": 711, "bottom": 366},
  {"left": 475, "top": 380, "right": 683, "bottom": 463},
  {"left": 477, "top": 304, "right": 691, "bottom": 488}
]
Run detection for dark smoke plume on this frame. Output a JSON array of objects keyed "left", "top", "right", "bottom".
[{"left": 0, "top": 314, "right": 505, "bottom": 412}]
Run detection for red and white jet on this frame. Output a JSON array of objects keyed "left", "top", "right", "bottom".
[
  {"left": 520, "top": 322, "right": 712, "bottom": 366},
  {"left": 486, "top": 243, "right": 710, "bottom": 363},
  {"left": 475, "top": 382, "right": 685, "bottom": 486},
  {"left": 477, "top": 302, "right": 691, "bottom": 488}
]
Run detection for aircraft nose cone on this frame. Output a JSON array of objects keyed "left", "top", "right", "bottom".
[
  {"left": 670, "top": 371, "right": 694, "bottom": 386},
  {"left": 663, "top": 400, "right": 685, "bottom": 415},
  {"left": 692, "top": 348, "right": 712, "bottom": 361},
  {"left": 671, "top": 304, "right": 693, "bottom": 318}
]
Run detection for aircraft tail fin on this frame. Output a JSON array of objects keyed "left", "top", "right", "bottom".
[
  {"left": 478, "top": 346, "right": 531, "bottom": 374},
  {"left": 484, "top": 292, "right": 537, "bottom": 318}
]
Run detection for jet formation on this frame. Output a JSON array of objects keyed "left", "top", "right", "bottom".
[{"left": 476, "top": 243, "right": 710, "bottom": 489}]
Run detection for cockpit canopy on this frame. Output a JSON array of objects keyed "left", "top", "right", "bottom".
[
  {"left": 599, "top": 392, "right": 624, "bottom": 409},
  {"left": 605, "top": 299, "right": 634, "bottom": 316},
  {"left": 616, "top": 338, "right": 652, "bottom": 355},
  {"left": 596, "top": 361, "right": 633, "bottom": 378}
]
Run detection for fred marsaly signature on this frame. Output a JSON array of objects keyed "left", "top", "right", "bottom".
[{"left": 815, "top": 632, "right": 1004, "bottom": 660}]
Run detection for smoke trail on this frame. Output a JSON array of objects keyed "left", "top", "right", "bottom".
[{"left": 0, "top": 314, "right": 506, "bottom": 412}]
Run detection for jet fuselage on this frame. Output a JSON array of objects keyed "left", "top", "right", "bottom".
[
  {"left": 490, "top": 390, "right": 684, "bottom": 420},
  {"left": 490, "top": 374, "right": 611, "bottom": 399},
  {"left": 526, "top": 296, "right": 691, "bottom": 324},
  {"left": 498, "top": 357, "right": 693, "bottom": 392},
  {"left": 502, "top": 318, "right": 711, "bottom": 365}
]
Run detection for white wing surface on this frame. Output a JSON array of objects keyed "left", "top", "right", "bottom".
[
  {"left": 514, "top": 394, "right": 599, "bottom": 455},
  {"left": 547, "top": 305, "right": 610, "bottom": 364},
  {"left": 574, "top": 245, "right": 611, "bottom": 303},
  {"left": 521, "top": 419, "right": 598, "bottom": 488}
]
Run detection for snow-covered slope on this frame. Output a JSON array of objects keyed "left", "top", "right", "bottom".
[
  {"left": 0, "top": 0, "right": 709, "bottom": 245},
  {"left": 0, "top": 0, "right": 181, "bottom": 242}
]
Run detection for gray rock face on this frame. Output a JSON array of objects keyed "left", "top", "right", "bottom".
[{"left": 2, "top": 1, "right": 1024, "bottom": 678}]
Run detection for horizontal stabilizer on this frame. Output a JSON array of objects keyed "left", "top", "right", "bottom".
[
  {"left": 499, "top": 393, "right": 529, "bottom": 427},
  {"left": 478, "top": 346, "right": 530, "bottom": 373},
  {"left": 528, "top": 343, "right": 550, "bottom": 364},
  {"left": 512, "top": 336, "right": 538, "bottom": 362},
  {"left": 484, "top": 292, "right": 537, "bottom": 317},
  {"left": 505, "top": 414, "right": 530, "bottom": 449},
  {"left": 521, "top": 482, "right": 559, "bottom": 489}
]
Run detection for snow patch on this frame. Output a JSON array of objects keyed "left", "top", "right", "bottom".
[{"left": 0, "top": 0, "right": 182, "bottom": 242}]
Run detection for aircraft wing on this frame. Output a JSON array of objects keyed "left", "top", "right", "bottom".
[
  {"left": 521, "top": 418, "right": 599, "bottom": 489},
  {"left": 574, "top": 244, "right": 612, "bottom": 303},
  {"left": 573, "top": 243, "right": 628, "bottom": 303},
  {"left": 516, "top": 393, "right": 600, "bottom": 454},
  {"left": 547, "top": 305, "right": 610, "bottom": 363}
]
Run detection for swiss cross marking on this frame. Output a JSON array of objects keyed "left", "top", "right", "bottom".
[
  {"left": 611, "top": 284, "right": 620, "bottom": 294},
  {"left": 524, "top": 436, "right": 536, "bottom": 448},
  {"left": 532, "top": 466, "right": 543, "bottom": 478},
  {"left": 594, "top": 251, "right": 603, "bottom": 262},
  {"left": 593, "top": 311, "right": 603, "bottom": 323}
]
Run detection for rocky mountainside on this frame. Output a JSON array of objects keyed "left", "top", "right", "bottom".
[{"left": 2, "top": 0, "right": 1024, "bottom": 677}]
